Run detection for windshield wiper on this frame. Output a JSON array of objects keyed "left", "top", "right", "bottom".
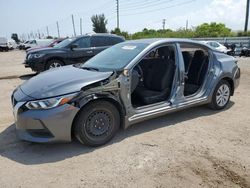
[{"left": 80, "top": 66, "right": 99, "bottom": 71}]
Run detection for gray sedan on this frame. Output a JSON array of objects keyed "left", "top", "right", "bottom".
[{"left": 12, "top": 38, "right": 240, "bottom": 146}]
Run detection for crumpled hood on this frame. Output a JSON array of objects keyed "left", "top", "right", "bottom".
[{"left": 20, "top": 65, "right": 113, "bottom": 99}]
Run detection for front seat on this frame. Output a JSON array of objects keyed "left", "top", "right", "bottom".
[{"left": 135, "top": 47, "right": 175, "bottom": 105}]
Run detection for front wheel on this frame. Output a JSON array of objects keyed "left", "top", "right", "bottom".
[
  {"left": 209, "top": 80, "right": 231, "bottom": 110},
  {"left": 74, "top": 101, "right": 120, "bottom": 147},
  {"left": 46, "top": 59, "right": 64, "bottom": 70}
]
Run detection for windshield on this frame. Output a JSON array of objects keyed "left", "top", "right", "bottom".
[
  {"left": 81, "top": 42, "right": 149, "bottom": 71},
  {"left": 53, "top": 38, "right": 76, "bottom": 48}
]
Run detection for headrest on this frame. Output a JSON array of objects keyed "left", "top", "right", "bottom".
[
  {"left": 158, "top": 47, "right": 171, "bottom": 59},
  {"left": 193, "top": 50, "right": 205, "bottom": 58}
]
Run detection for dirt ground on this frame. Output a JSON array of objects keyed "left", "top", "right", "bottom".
[{"left": 0, "top": 50, "right": 249, "bottom": 188}]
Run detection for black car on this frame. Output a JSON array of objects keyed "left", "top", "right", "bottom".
[{"left": 24, "top": 33, "right": 125, "bottom": 72}]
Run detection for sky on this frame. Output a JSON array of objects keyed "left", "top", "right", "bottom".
[{"left": 0, "top": 0, "right": 248, "bottom": 39}]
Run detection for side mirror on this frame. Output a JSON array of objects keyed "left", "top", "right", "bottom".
[
  {"left": 123, "top": 69, "right": 130, "bottom": 77},
  {"left": 70, "top": 44, "right": 78, "bottom": 50}
]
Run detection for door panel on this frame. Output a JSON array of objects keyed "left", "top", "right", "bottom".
[{"left": 68, "top": 37, "right": 93, "bottom": 64}]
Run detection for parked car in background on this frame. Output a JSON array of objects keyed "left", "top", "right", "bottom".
[
  {"left": 18, "top": 40, "right": 30, "bottom": 50},
  {"left": 7, "top": 39, "right": 18, "bottom": 50},
  {"left": 24, "top": 33, "right": 125, "bottom": 72},
  {"left": 26, "top": 38, "right": 66, "bottom": 53},
  {"left": 22, "top": 39, "right": 53, "bottom": 50},
  {"left": 12, "top": 39, "right": 240, "bottom": 146},
  {"left": 201, "top": 41, "right": 229, "bottom": 53},
  {"left": 240, "top": 47, "right": 250, "bottom": 57},
  {"left": 0, "top": 37, "right": 9, "bottom": 51}
]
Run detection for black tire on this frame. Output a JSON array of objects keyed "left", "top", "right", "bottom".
[
  {"left": 45, "top": 59, "right": 64, "bottom": 70},
  {"left": 74, "top": 101, "right": 120, "bottom": 147},
  {"left": 209, "top": 80, "right": 231, "bottom": 110}
]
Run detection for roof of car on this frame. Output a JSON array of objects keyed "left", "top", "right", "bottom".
[
  {"left": 76, "top": 33, "right": 124, "bottom": 38},
  {"left": 124, "top": 38, "right": 211, "bottom": 46}
]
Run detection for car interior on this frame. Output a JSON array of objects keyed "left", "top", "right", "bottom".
[
  {"left": 131, "top": 45, "right": 176, "bottom": 107},
  {"left": 181, "top": 44, "right": 210, "bottom": 96}
]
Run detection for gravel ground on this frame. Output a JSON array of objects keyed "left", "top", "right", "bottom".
[{"left": 0, "top": 50, "right": 249, "bottom": 188}]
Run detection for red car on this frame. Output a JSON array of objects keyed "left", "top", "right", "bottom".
[{"left": 26, "top": 38, "right": 66, "bottom": 53}]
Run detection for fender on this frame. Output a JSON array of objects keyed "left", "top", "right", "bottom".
[
  {"left": 73, "top": 76, "right": 126, "bottom": 128},
  {"left": 207, "top": 72, "right": 235, "bottom": 103}
]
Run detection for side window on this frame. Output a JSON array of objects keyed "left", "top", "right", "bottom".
[
  {"left": 91, "top": 36, "right": 107, "bottom": 47},
  {"left": 179, "top": 43, "right": 209, "bottom": 73},
  {"left": 30, "top": 40, "right": 36, "bottom": 44},
  {"left": 73, "top": 37, "right": 90, "bottom": 48},
  {"left": 207, "top": 42, "right": 213, "bottom": 47},
  {"left": 213, "top": 42, "right": 220, "bottom": 48}
]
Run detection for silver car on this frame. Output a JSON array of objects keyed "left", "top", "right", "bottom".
[{"left": 12, "top": 39, "right": 240, "bottom": 146}]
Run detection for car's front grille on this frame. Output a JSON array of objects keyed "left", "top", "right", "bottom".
[{"left": 27, "top": 129, "right": 54, "bottom": 138}]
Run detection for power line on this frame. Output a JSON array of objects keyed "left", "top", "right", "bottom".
[
  {"left": 120, "top": 0, "right": 162, "bottom": 7},
  {"left": 120, "top": 0, "right": 196, "bottom": 17},
  {"left": 120, "top": 0, "right": 174, "bottom": 11}
]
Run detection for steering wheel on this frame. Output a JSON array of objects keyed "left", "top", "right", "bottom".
[{"left": 134, "top": 64, "right": 144, "bottom": 81}]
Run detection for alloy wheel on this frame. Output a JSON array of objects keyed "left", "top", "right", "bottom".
[
  {"left": 216, "top": 84, "right": 230, "bottom": 107},
  {"left": 49, "top": 62, "right": 62, "bottom": 69}
]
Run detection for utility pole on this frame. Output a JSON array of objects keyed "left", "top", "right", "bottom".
[
  {"left": 245, "top": 0, "right": 249, "bottom": 32},
  {"left": 56, "top": 21, "right": 60, "bottom": 38},
  {"left": 72, "top": 14, "right": 76, "bottom": 37},
  {"left": 80, "top": 18, "right": 83, "bottom": 35},
  {"left": 46, "top": 26, "right": 49, "bottom": 37},
  {"left": 186, "top": 19, "right": 189, "bottom": 30},
  {"left": 38, "top": 29, "right": 41, "bottom": 39},
  {"left": 162, "top": 19, "right": 166, "bottom": 30},
  {"left": 116, "top": 0, "right": 119, "bottom": 29}
]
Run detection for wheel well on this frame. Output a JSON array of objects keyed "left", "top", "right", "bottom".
[
  {"left": 71, "top": 98, "right": 124, "bottom": 139},
  {"left": 222, "top": 77, "right": 234, "bottom": 95}
]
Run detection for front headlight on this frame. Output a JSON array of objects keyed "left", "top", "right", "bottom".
[
  {"left": 25, "top": 93, "right": 78, "bottom": 110},
  {"left": 28, "top": 53, "right": 45, "bottom": 59}
]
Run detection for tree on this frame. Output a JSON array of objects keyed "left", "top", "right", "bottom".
[
  {"left": 11, "top": 33, "right": 20, "bottom": 43},
  {"left": 195, "top": 22, "right": 232, "bottom": 37},
  {"left": 91, "top": 14, "right": 108, "bottom": 33},
  {"left": 111, "top": 28, "right": 129, "bottom": 39}
]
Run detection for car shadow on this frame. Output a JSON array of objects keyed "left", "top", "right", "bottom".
[
  {"left": 19, "top": 73, "right": 37, "bottom": 81},
  {"left": 0, "top": 102, "right": 234, "bottom": 165}
]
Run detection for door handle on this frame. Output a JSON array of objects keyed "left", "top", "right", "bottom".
[{"left": 86, "top": 51, "right": 93, "bottom": 54}]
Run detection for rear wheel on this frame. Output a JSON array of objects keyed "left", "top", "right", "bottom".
[
  {"left": 74, "top": 101, "right": 120, "bottom": 147},
  {"left": 209, "top": 80, "right": 231, "bottom": 110},
  {"left": 46, "top": 59, "right": 64, "bottom": 70}
]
